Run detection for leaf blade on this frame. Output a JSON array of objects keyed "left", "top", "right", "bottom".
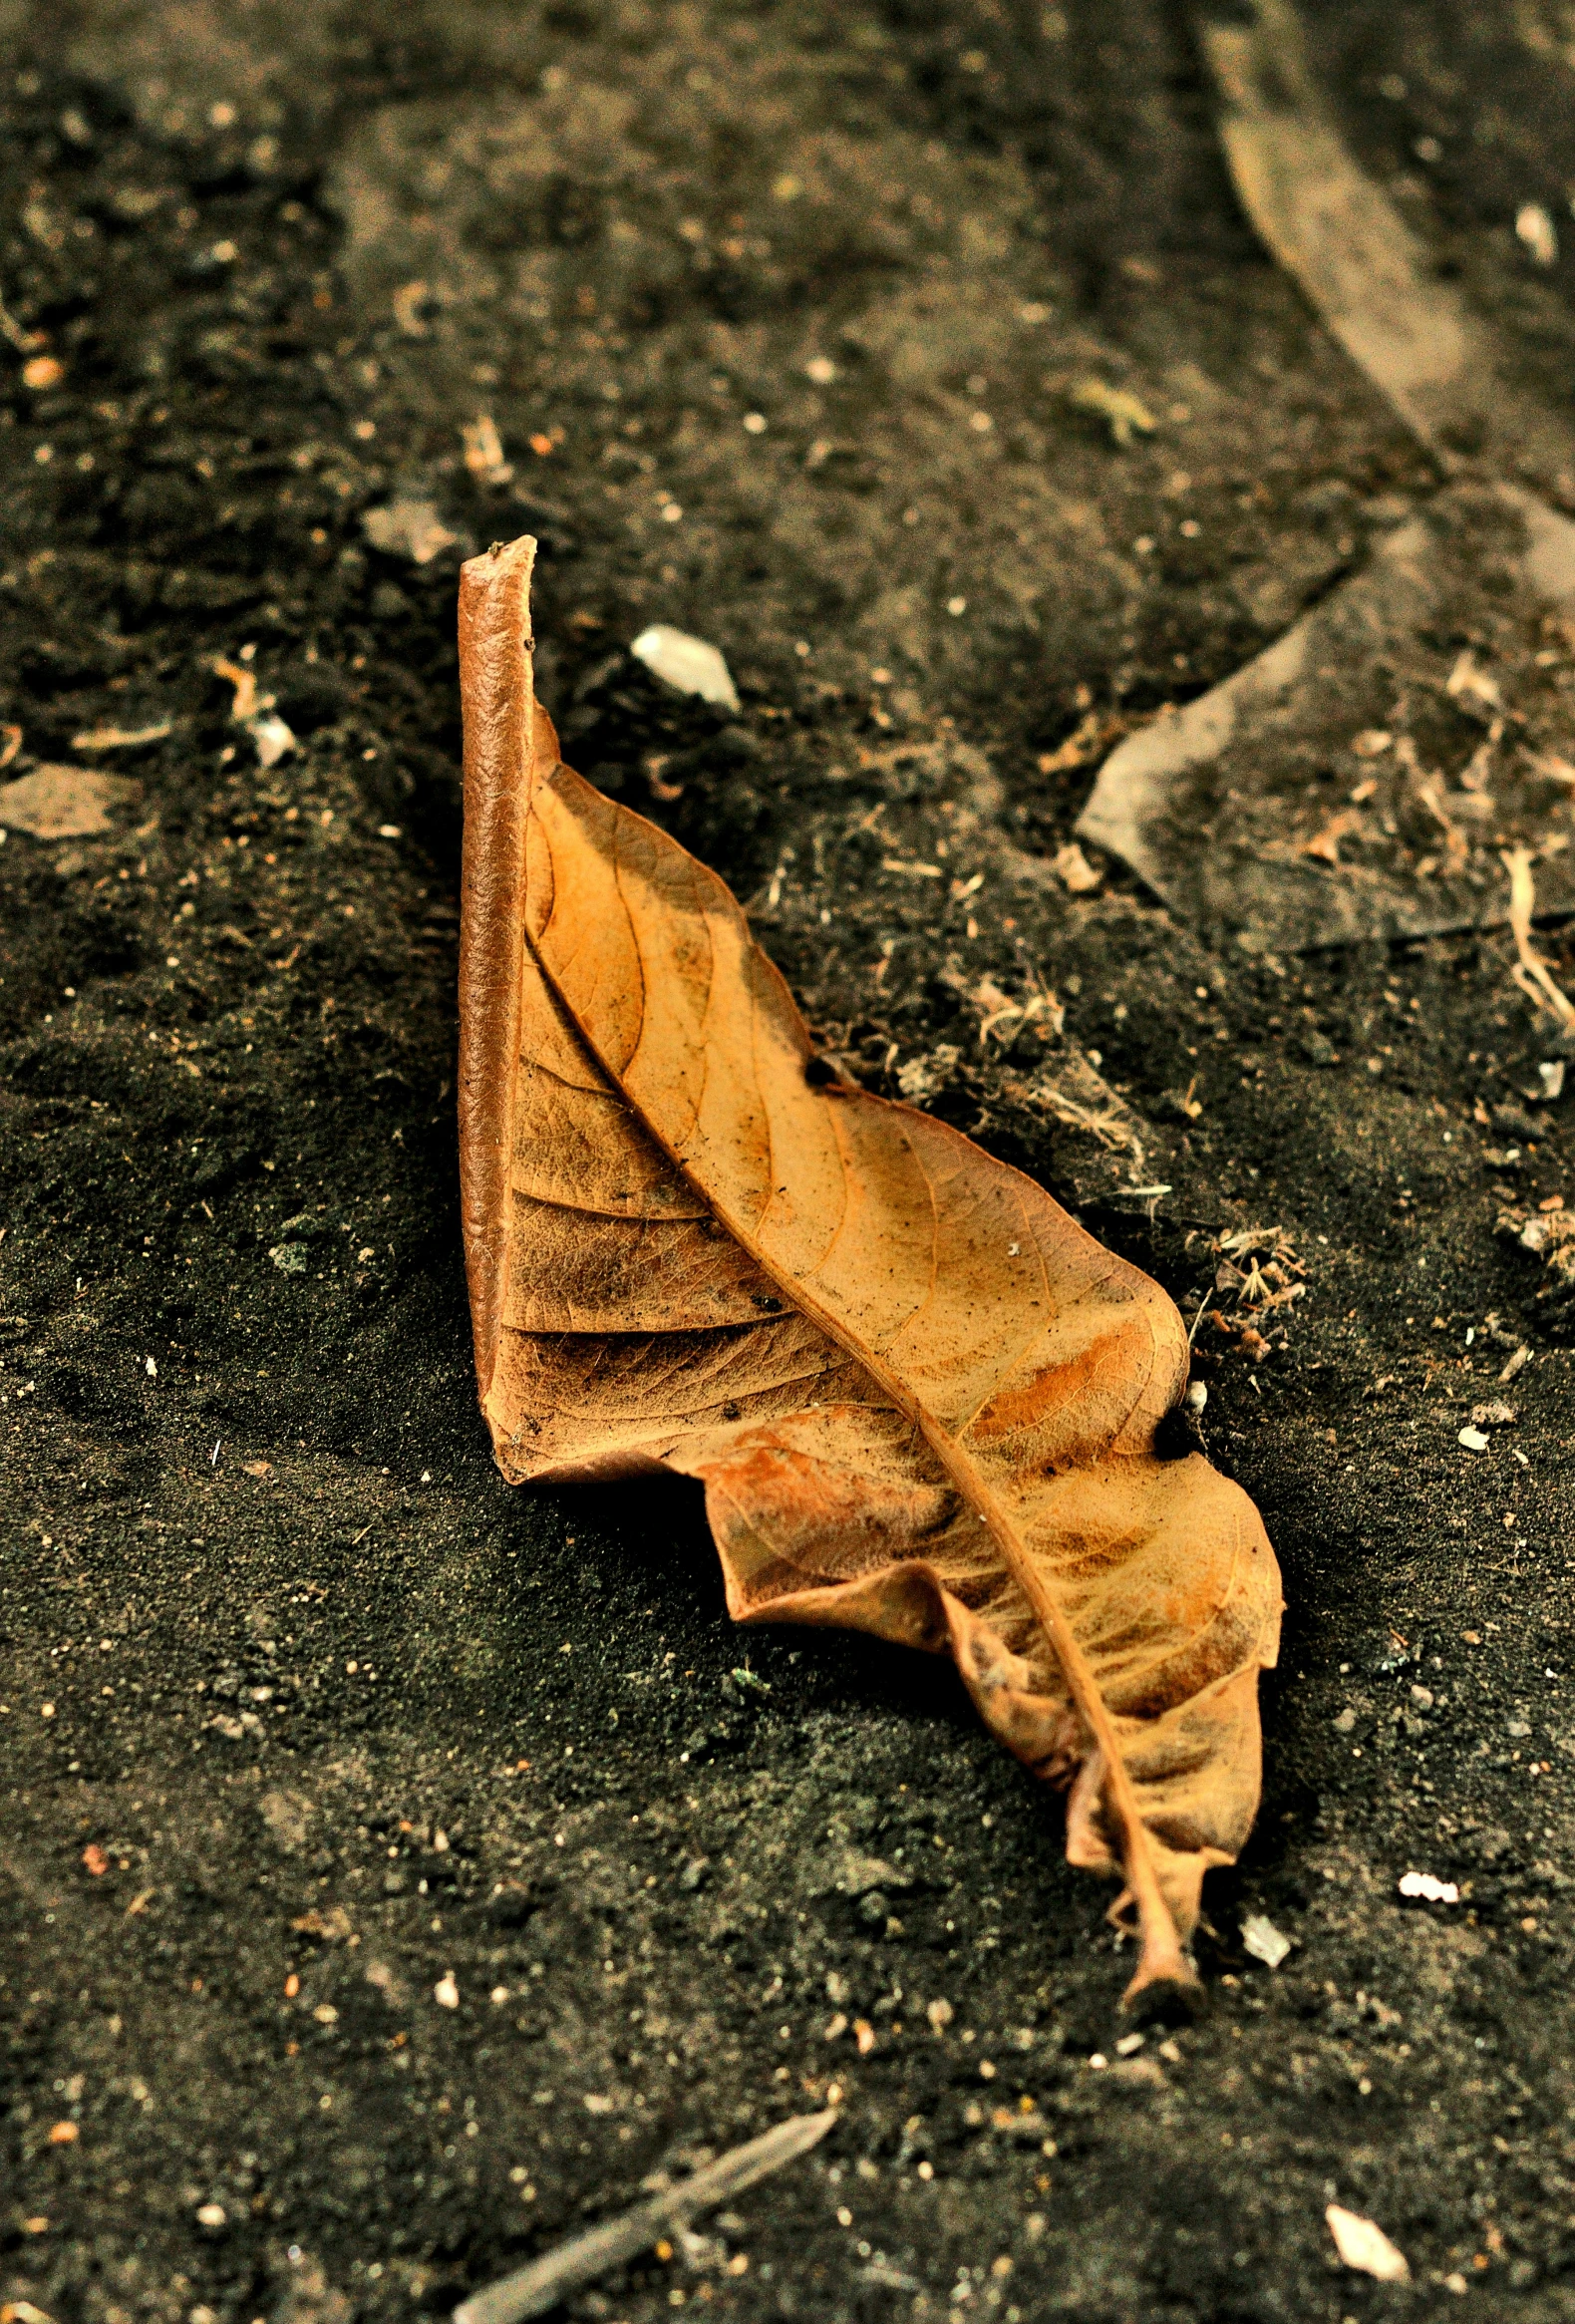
[{"left": 459, "top": 539, "right": 1283, "bottom": 2004}]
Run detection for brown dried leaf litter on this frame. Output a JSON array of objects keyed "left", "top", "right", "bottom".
[
  {"left": 457, "top": 537, "right": 1283, "bottom": 2008},
  {"left": 1081, "top": 0, "right": 1575, "bottom": 956},
  {"left": 0, "top": 762, "right": 143, "bottom": 839}
]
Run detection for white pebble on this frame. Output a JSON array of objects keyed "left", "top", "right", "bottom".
[
  {"left": 1517, "top": 202, "right": 1558, "bottom": 266},
  {"left": 1326, "top": 2204, "right": 1409, "bottom": 2282},
  {"left": 630, "top": 624, "right": 740, "bottom": 710},
  {"left": 1398, "top": 1869, "right": 1458, "bottom": 1904},
  {"left": 248, "top": 712, "right": 295, "bottom": 769},
  {"left": 1240, "top": 1910, "right": 1292, "bottom": 1969}
]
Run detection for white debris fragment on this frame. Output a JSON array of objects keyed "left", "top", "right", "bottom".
[
  {"left": 435, "top": 1972, "right": 460, "bottom": 2009},
  {"left": 194, "top": 2202, "right": 228, "bottom": 2229},
  {"left": 462, "top": 414, "right": 514, "bottom": 486},
  {"left": 1445, "top": 649, "right": 1502, "bottom": 713},
  {"left": 248, "top": 711, "right": 296, "bottom": 768},
  {"left": 1326, "top": 2204, "right": 1410, "bottom": 2282},
  {"left": 1539, "top": 1061, "right": 1566, "bottom": 1102},
  {"left": 1399, "top": 1869, "right": 1459, "bottom": 1904},
  {"left": 363, "top": 498, "right": 458, "bottom": 565},
  {"left": 630, "top": 623, "right": 740, "bottom": 710},
  {"left": 1240, "top": 1911, "right": 1292, "bottom": 1969},
  {"left": 896, "top": 1046, "right": 960, "bottom": 1104},
  {"left": 1516, "top": 201, "right": 1559, "bottom": 267},
  {"left": 1052, "top": 840, "right": 1102, "bottom": 894},
  {"left": 1457, "top": 1425, "right": 1490, "bottom": 1452},
  {"left": 1068, "top": 377, "right": 1155, "bottom": 446}
]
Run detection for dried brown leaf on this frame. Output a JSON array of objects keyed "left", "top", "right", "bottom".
[
  {"left": 457, "top": 538, "right": 1283, "bottom": 2007},
  {"left": 0, "top": 764, "right": 142, "bottom": 839},
  {"left": 1197, "top": 0, "right": 1575, "bottom": 482}
]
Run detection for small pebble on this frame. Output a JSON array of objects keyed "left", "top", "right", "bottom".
[
  {"left": 630, "top": 624, "right": 740, "bottom": 710},
  {"left": 1240, "top": 1911, "right": 1292, "bottom": 1969},
  {"left": 1398, "top": 1870, "right": 1458, "bottom": 1904},
  {"left": 248, "top": 712, "right": 295, "bottom": 768},
  {"left": 1516, "top": 202, "right": 1559, "bottom": 266},
  {"left": 1326, "top": 2204, "right": 1409, "bottom": 2283}
]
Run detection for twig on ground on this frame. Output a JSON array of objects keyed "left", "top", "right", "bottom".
[
  {"left": 72, "top": 720, "right": 174, "bottom": 751},
  {"left": 451, "top": 2109, "right": 837, "bottom": 2324},
  {"left": 1186, "top": 1284, "right": 1214, "bottom": 1351},
  {"left": 1502, "top": 847, "right": 1575, "bottom": 1031}
]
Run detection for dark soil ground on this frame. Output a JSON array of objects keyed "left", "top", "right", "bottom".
[{"left": 6, "top": 5, "right": 1575, "bottom": 2320}]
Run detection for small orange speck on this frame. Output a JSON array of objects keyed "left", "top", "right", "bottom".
[
  {"left": 284, "top": 1973, "right": 300, "bottom": 1998},
  {"left": 529, "top": 433, "right": 554, "bottom": 457},
  {"left": 83, "top": 1842, "right": 109, "bottom": 1876},
  {"left": 49, "top": 2121, "right": 79, "bottom": 2145},
  {"left": 23, "top": 354, "right": 64, "bottom": 390}
]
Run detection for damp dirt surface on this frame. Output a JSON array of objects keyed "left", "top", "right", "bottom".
[{"left": 5, "top": 6, "right": 1575, "bottom": 2321}]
